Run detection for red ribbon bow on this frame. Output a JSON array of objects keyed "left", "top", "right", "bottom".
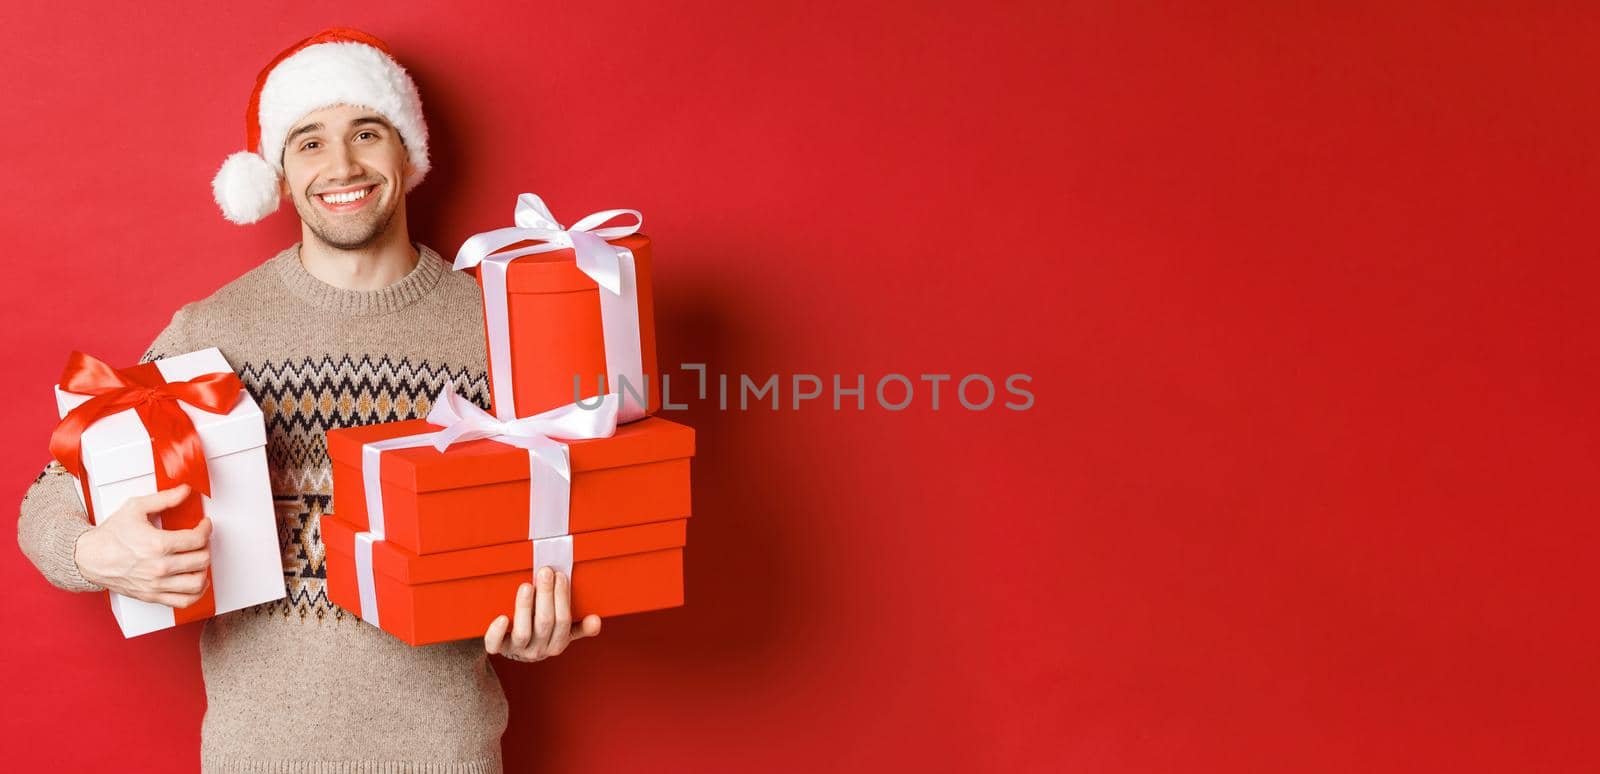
[{"left": 49, "top": 351, "right": 243, "bottom": 502}]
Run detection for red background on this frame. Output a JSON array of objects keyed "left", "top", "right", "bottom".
[{"left": 2, "top": 2, "right": 1596, "bottom": 771}]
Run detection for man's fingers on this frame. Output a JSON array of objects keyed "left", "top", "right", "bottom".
[
  {"left": 160, "top": 517, "right": 212, "bottom": 554},
  {"left": 134, "top": 483, "right": 192, "bottom": 516},
  {"left": 532, "top": 567, "right": 556, "bottom": 657},
  {"left": 163, "top": 549, "right": 211, "bottom": 575},
  {"left": 153, "top": 591, "right": 204, "bottom": 609},
  {"left": 509, "top": 583, "right": 534, "bottom": 651},
  {"left": 158, "top": 569, "right": 209, "bottom": 595},
  {"left": 547, "top": 571, "right": 573, "bottom": 657},
  {"left": 484, "top": 615, "right": 510, "bottom": 655},
  {"left": 573, "top": 614, "right": 602, "bottom": 640},
  {"left": 492, "top": 576, "right": 589, "bottom": 661}
]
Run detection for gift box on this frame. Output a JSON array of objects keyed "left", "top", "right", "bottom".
[
  {"left": 324, "top": 512, "right": 686, "bottom": 646},
  {"left": 51, "top": 348, "right": 285, "bottom": 637},
  {"left": 453, "top": 193, "right": 661, "bottom": 423},
  {"left": 327, "top": 400, "right": 694, "bottom": 556}
]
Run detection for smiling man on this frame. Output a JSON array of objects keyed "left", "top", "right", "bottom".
[{"left": 16, "top": 27, "right": 595, "bottom": 773}]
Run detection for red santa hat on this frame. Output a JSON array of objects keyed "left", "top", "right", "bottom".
[{"left": 211, "top": 27, "right": 431, "bottom": 224}]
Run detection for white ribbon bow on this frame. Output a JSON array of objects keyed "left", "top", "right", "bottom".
[
  {"left": 453, "top": 193, "right": 642, "bottom": 294},
  {"left": 452, "top": 193, "right": 649, "bottom": 422},
  {"left": 425, "top": 384, "right": 621, "bottom": 480}
]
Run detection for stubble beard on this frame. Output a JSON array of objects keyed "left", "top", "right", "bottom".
[{"left": 296, "top": 183, "right": 397, "bottom": 250}]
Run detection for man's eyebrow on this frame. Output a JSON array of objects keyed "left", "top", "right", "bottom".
[
  {"left": 287, "top": 122, "right": 324, "bottom": 143},
  {"left": 286, "top": 116, "right": 392, "bottom": 144}
]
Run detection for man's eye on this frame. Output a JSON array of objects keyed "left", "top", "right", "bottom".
[
  {"left": 301, "top": 141, "right": 320, "bottom": 151},
  {"left": 358, "top": 131, "right": 377, "bottom": 140}
]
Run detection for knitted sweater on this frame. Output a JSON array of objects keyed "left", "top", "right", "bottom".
[{"left": 17, "top": 243, "right": 507, "bottom": 773}]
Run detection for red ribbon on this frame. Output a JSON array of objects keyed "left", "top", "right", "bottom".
[{"left": 48, "top": 351, "right": 244, "bottom": 624}]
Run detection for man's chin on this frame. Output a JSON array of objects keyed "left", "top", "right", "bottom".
[
  {"left": 304, "top": 214, "right": 383, "bottom": 250},
  {"left": 293, "top": 198, "right": 396, "bottom": 250},
  {"left": 303, "top": 221, "right": 373, "bottom": 248},
  {"left": 319, "top": 231, "right": 383, "bottom": 251}
]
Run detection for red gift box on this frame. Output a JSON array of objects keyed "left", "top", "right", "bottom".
[
  {"left": 454, "top": 194, "right": 661, "bottom": 423},
  {"left": 480, "top": 233, "right": 659, "bottom": 420},
  {"left": 324, "top": 513, "right": 686, "bottom": 646},
  {"left": 328, "top": 415, "right": 694, "bottom": 555}
]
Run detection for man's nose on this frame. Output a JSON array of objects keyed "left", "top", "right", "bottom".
[{"left": 328, "top": 141, "right": 365, "bottom": 180}]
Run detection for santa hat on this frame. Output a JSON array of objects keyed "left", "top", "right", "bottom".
[{"left": 211, "top": 27, "right": 431, "bottom": 225}]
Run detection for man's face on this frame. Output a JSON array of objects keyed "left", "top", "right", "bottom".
[{"left": 279, "top": 103, "right": 413, "bottom": 250}]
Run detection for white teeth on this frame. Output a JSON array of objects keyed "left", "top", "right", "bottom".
[{"left": 320, "top": 187, "right": 370, "bottom": 204}]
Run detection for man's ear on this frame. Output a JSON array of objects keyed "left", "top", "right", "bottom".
[{"left": 277, "top": 151, "right": 291, "bottom": 199}]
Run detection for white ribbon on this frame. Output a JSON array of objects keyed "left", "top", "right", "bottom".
[
  {"left": 534, "top": 535, "right": 575, "bottom": 580},
  {"left": 351, "top": 385, "right": 620, "bottom": 627},
  {"left": 453, "top": 193, "right": 649, "bottom": 423},
  {"left": 356, "top": 432, "right": 445, "bottom": 626}
]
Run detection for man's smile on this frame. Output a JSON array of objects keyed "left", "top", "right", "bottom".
[{"left": 315, "top": 184, "right": 378, "bottom": 213}]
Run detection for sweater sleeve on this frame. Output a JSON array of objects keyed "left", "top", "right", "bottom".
[{"left": 16, "top": 305, "right": 194, "bottom": 592}]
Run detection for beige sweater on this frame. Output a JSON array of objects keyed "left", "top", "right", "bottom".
[{"left": 17, "top": 243, "right": 508, "bottom": 773}]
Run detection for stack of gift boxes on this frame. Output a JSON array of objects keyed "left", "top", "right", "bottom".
[{"left": 322, "top": 193, "right": 696, "bottom": 645}]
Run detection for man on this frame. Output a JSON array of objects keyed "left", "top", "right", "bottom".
[{"left": 16, "top": 27, "right": 597, "bottom": 772}]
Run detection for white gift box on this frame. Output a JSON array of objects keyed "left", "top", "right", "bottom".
[{"left": 53, "top": 347, "right": 284, "bottom": 637}]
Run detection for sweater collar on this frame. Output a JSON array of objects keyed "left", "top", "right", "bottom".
[{"left": 274, "top": 241, "right": 447, "bottom": 316}]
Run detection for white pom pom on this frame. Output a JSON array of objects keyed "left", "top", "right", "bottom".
[{"left": 211, "top": 151, "right": 282, "bottom": 225}]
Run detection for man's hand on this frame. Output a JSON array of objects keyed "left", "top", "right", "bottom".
[
  {"left": 73, "top": 483, "right": 213, "bottom": 608},
  {"left": 484, "top": 566, "right": 601, "bottom": 662}
]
